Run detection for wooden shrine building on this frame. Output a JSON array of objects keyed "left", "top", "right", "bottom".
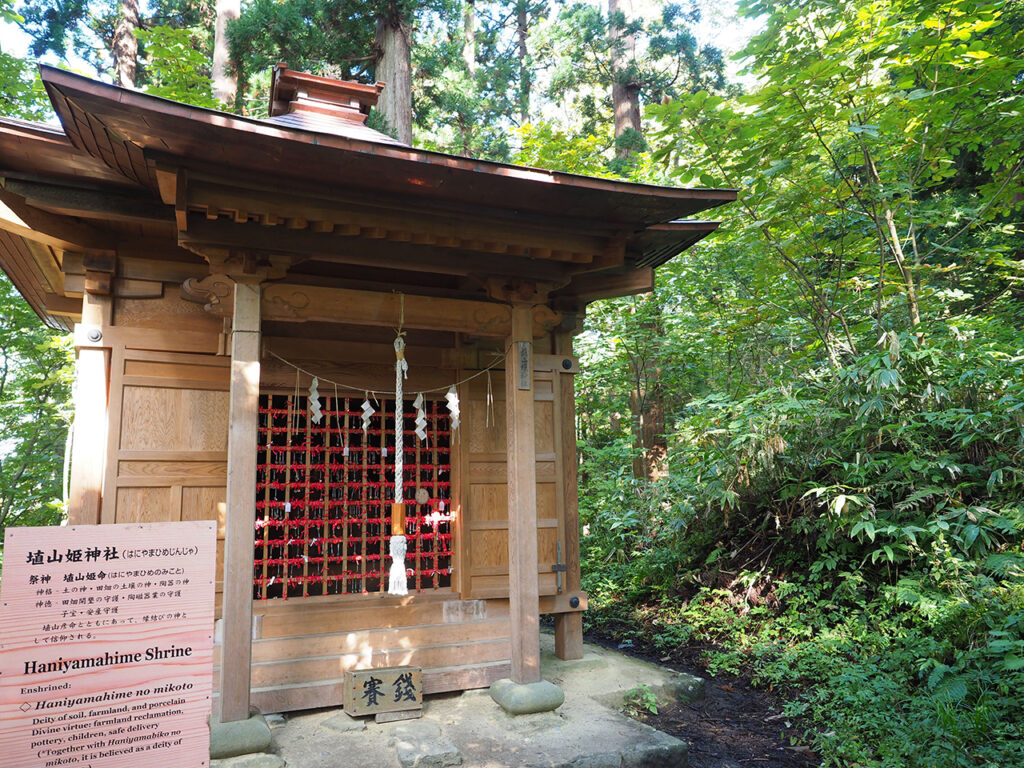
[{"left": 0, "top": 66, "right": 735, "bottom": 723}]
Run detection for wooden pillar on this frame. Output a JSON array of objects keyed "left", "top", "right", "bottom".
[
  {"left": 505, "top": 304, "right": 541, "bottom": 684},
  {"left": 68, "top": 292, "right": 111, "bottom": 525},
  {"left": 220, "top": 281, "right": 261, "bottom": 723},
  {"left": 553, "top": 331, "right": 584, "bottom": 660}
]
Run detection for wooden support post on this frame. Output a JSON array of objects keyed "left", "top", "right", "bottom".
[
  {"left": 506, "top": 304, "right": 541, "bottom": 684},
  {"left": 554, "top": 331, "right": 584, "bottom": 660},
  {"left": 220, "top": 281, "right": 261, "bottom": 723},
  {"left": 68, "top": 292, "right": 111, "bottom": 525}
]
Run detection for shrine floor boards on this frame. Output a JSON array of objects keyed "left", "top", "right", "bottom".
[{"left": 237, "top": 632, "right": 705, "bottom": 768}]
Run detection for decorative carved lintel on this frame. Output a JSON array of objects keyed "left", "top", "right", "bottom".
[
  {"left": 533, "top": 305, "right": 562, "bottom": 334},
  {"left": 485, "top": 278, "right": 544, "bottom": 304},
  {"left": 180, "top": 241, "right": 296, "bottom": 284},
  {"left": 483, "top": 278, "right": 563, "bottom": 335},
  {"left": 181, "top": 273, "right": 235, "bottom": 312}
]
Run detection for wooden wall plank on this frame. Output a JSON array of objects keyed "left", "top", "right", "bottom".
[
  {"left": 243, "top": 661, "right": 511, "bottom": 714},
  {"left": 214, "top": 618, "right": 511, "bottom": 664},
  {"left": 257, "top": 597, "right": 506, "bottom": 639},
  {"left": 214, "top": 638, "right": 511, "bottom": 689},
  {"left": 114, "top": 487, "right": 172, "bottom": 523},
  {"left": 120, "top": 386, "right": 229, "bottom": 451}
]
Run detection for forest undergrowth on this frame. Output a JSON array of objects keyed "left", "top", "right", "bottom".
[{"left": 578, "top": 326, "right": 1024, "bottom": 768}]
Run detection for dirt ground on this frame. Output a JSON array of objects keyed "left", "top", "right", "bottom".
[{"left": 585, "top": 634, "right": 819, "bottom": 768}]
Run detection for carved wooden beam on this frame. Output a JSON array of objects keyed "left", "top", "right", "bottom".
[{"left": 186, "top": 280, "right": 560, "bottom": 338}]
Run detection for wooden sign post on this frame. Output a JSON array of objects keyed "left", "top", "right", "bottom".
[{"left": 0, "top": 521, "right": 217, "bottom": 768}]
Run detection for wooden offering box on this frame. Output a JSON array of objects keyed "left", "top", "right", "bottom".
[{"left": 0, "top": 64, "right": 734, "bottom": 723}]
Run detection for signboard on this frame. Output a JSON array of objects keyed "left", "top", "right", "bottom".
[
  {"left": 0, "top": 521, "right": 217, "bottom": 768},
  {"left": 343, "top": 666, "right": 422, "bottom": 716}
]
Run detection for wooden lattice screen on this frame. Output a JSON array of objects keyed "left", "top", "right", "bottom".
[{"left": 254, "top": 393, "right": 453, "bottom": 599}]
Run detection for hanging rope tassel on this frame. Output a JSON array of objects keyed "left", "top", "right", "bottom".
[
  {"left": 388, "top": 528, "right": 408, "bottom": 595},
  {"left": 389, "top": 297, "right": 409, "bottom": 596}
]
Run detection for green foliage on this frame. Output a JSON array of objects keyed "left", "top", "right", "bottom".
[
  {"left": 17, "top": 0, "right": 213, "bottom": 85},
  {"left": 622, "top": 683, "right": 659, "bottom": 717},
  {"left": 534, "top": 1, "right": 730, "bottom": 136},
  {"left": 696, "top": 575, "right": 1024, "bottom": 767},
  {"left": 649, "top": 0, "right": 1024, "bottom": 365},
  {"left": 413, "top": 1, "right": 541, "bottom": 160},
  {"left": 0, "top": 274, "right": 73, "bottom": 537},
  {"left": 514, "top": 122, "right": 616, "bottom": 175},
  {"left": 0, "top": 0, "right": 50, "bottom": 119},
  {"left": 136, "top": 25, "right": 220, "bottom": 108},
  {"left": 227, "top": 0, "right": 379, "bottom": 105},
  {"left": 571, "top": 2, "right": 1024, "bottom": 765}
]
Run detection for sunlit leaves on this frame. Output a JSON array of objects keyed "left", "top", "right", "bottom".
[
  {"left": 135, "top": 25, "right": 220, "bottom": 109},
  {"left": 0, "top": 274, "right": 73, "bottom": 535}
]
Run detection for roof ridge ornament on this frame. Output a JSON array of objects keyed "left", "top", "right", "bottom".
[{"left": 268, "top": 63, "right": 385, "bottom": 125}]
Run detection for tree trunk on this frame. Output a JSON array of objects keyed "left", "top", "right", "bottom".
[
  {"left": 609, "top": 0, "right": 661, "bottom": 477},
  {"left": 862, "top": 147, "right": 921, "bottom": 333},
  {"left": 463, "top": 0, "right": 476, "bottom": 75},
  {"left": 376, "top": 8, "right": 413, "bottom": 145},
  {"left": 627, "top": 294, "right": 668, "bottom": 482},
  {"left": 608, "top": 0, "right": 640, "bottom": 158},
  {"left": 630, "top": 386, "right": 667, "bottom": 481},
  {"left": 517, "top": 1, "right": 530, "bottom": 124},
  {"left": 459, "top": 0, "right": 476, "bottom": 154},
  {"left": 212, "top": 0, "right": 240, "bottom": 105},
  {"left": 112, "top": 0, "right": 139, "bottom": 87}
]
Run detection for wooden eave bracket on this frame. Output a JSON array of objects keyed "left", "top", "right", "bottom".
[
  {"left": 181, "top": 273, "right": 235, "bottom": 311},
  {"left": 61, "top": 252, "right": 168, "bottom": 299},
  {"left": 158, "top": 164, "right": 611, "bottom": 267},
  {"left": 43, "top": 292, "right": 83, "bottom": 318},
  {"left": 82, "top": 252, "right": 116, "bottom": 295}
]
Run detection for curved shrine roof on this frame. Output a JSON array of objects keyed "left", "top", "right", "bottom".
[{"left": 0, "top": 66, "right": 736, "bottom": 330}]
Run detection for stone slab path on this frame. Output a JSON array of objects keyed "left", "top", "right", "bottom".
[{"left": 217, "top": 632, "right": 706, "bottom": 768}]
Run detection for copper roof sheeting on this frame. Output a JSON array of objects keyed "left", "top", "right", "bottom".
[{"left": 264, "top": 110, "right": 405, "bottom": 146}]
